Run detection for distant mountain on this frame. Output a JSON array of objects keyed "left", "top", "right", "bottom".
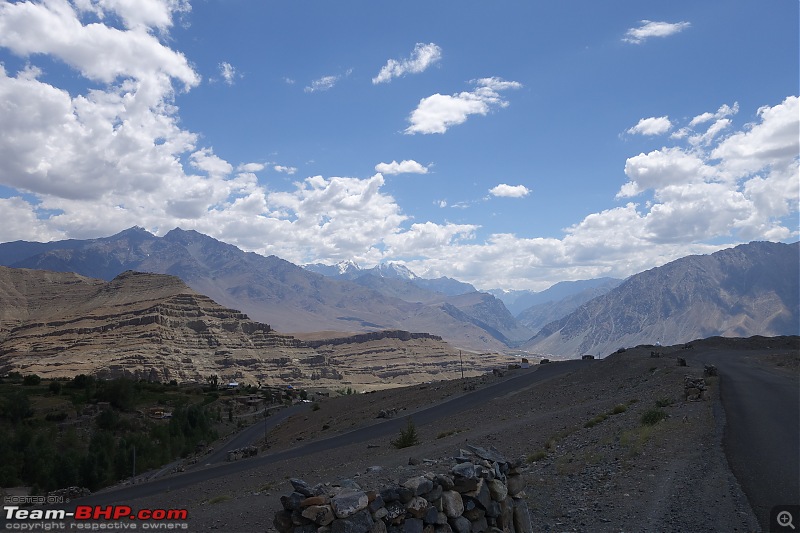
[
  {"left": 301, "top": 260, "right": 533, "bottom": 341},
  {"left": 487, "top": 278, "right": 622, "bottom": 316},
  {"left": 0, "top": 228, "right": 508, "bottom": 351},
  {"left": 516, "top": 278, "right": 623, "bottom": 334},
  {"left": 523, "top": 241, "right": 800, "bottom": 357},
  {"left": 304, "top": 261, "right": 475, "bottom": 296}
]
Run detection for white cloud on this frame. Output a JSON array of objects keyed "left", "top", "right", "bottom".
[
  {"left": 623, "top": 20, "right": 691, "bottom": 44},
  {"left": 73, "top": 0, "right": 191, "bottom": 32},
  {"left": 304, "top": 75, "right": 338, "bottom": 93},
  {"left": 627, "top": 116, "right": 672, "bottom": 136},
  {"left": 372, "top": 43, "right": 442, "bottom": 84},
  {"left": 0, "top": 0, "right": 198, "bottom": 88},
  {"left": 219, "top": 62, "right": 236, "bottom": 85},
  {"left": 615, "top": 96, "right": 798, "bottom": 245},
  {"left": 304, "top": 69, "right": 351, "bottom": 93},
  {"left": 489, "top": 184, "right": 530, "bottom": 198},
  {"left": 238, "top": 162, "right": 265, "bottom": 173},
  {"left": 274, "top": 165, "right": 297, "bottom": 175},
  {"left": 405, "top": 77, "right": 522, "bottom": 135},
  {"left": 374, "top": 160, "right": 430, "bottom": 175}
]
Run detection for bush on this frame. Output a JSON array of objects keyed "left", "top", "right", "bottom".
[
  {"left": 640, "top": 408, "right": 667, "bottom": 426},
  {"left": 611, "top": 404, "right": 628, "bottom": 414},
  {"left": 23, "top": 374, "right": 41, "bottom": 386},
  {"left": 584, "top": 414, "right": 607, "bottom": 428},
  {"left": 527, "top": 450, "right": 548, "bottom": 463},
  {"left": 391, "top": 418, "right": 420, "bottom": 449},
  {"left": 655, "top": 397, "right": 674, "bottom": 408}
]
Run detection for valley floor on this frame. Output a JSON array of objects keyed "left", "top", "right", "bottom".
[{"left": 78, "top": 338, "right": 799, "bottom": 532}]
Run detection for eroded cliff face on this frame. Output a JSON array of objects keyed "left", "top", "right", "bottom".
[{"left": 0, "top": 268, "right": 511, "bottom": 388}]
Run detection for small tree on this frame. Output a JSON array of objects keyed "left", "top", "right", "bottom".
[
  {"left": 22, "top": 374, "right": 41, "bottom": 386},
  {"left": 391, "top": 417, "right": 420, "bottom": 449}
]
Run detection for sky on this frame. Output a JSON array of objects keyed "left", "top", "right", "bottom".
[{"left": 0, "top": 0, "right": 797, "bottom": 291}]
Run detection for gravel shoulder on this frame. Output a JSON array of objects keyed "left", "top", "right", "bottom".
[{"left": 122, "top": 340, "right": 778, "bottom": 532}]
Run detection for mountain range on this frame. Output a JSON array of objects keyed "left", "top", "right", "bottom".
[
  {"left": 524, "top": 241, "right": 799, "bottom": 356},
  {"left": 0, "top": 228, "right": 796, "bottom": 358},
  {"left": 0, "top": 228, "right": 520, "bottom": 351}
]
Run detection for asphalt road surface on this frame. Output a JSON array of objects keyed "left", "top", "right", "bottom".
[
  {"left": 62, "top": 359, "right": 587, "bottom": 507},
  {"left": 690, "top": 347, "right": 800, "bottom": 530}
]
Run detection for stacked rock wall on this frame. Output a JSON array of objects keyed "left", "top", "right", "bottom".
[{"left": 273, "top": 445, "right": 532, "bottom": 533}]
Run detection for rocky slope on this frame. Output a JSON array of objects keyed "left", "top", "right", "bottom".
[
  {"left": 515, "top": 278, "right": 622, "bottom": 333},
  {"left": 524, "top": 241, "right": 799, "bottom": 357},
  {"left": 119, "top": 337, "right": 796, "bottom": 532},
  {"left": 0, "top": 267, "right": 512, "bottom": 387}
]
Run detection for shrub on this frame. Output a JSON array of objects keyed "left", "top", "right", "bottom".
[
  {"left": 655, "top": 397, "right": 674, "bottom": 408},
  {"left": 584, "top": 413, "right": 608, "bottom": 428},
  {"left": 23, "top": 374, "right": 41, "bottom": 386},
  {"left": 527, "top": 450, "right": 548, "bottom": 463},
  {"left": 391, "top": 418, "right": 420, "bottom": 449},
  {"left": 640, "top": 408, "right": 667, "bottom": 426},
  {"left": 611, "top": 404, "right": 628, "bottom": 414}
]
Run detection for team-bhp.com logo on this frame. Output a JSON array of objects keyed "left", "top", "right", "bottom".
[{"left": 4, "top": 505, "right": 189, "bottom": 530}]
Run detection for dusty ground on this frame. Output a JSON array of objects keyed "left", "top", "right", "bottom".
[{"left": 126, "top": 339, "right": 778, "bottom": 532}]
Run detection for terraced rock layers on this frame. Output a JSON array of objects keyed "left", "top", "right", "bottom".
[{"left": 0, "top": 267, "right": 512, "bottom": 387}]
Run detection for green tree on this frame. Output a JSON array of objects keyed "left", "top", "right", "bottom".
[
  {"left": 391, "top": 418, "right": 420, "bottom": 449},
  {"left": 2, "top": 390, "right": 33, "bottom": 423},
  {"left": 48, "top": 381, "right": 62, "bottom": 395}
]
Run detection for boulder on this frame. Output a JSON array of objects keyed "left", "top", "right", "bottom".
[
  {"left": 331, "top": 509, "right": 374, "bottom": 533},
  {"left": 441, "top": 490, "right": 464, "bottom": 518},
  {"left": 512, "top": 499, "right": 532, "bottom": 533},
  {"left": 302, "top": 505, "right": 335, "bottom": 526},
  {"left": 331, "top": 491, "right": 369, "bottom": 519}
]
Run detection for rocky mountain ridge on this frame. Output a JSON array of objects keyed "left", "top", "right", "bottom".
[
  {"left": 0, "top": 267, "right": 512, "bottom": 387},
  {"left": 524, "top": 241, "right": 799, "bottom": 357},
  {"left": 0, "top": 228, "right": 510, "bottom": 352}
]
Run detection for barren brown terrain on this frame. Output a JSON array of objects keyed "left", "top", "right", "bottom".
[{"left": 110, "top": 337, "right": 799, "bottom": 532}]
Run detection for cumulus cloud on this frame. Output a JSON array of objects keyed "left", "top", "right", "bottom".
[
  {"left": 372, "top": 43, "right": 442, "bottom": 84},
  {"left": 489, "top": 184, "right": 530, "bottom": 198},
  {"left": 374, "top": 160, "right": 430, "bottom": 175},
  {"left": 73, "top": 0, "right": 191, "bottom": 32},
  {"left": 238, "top": 162, "right": 265, "bottom": 173},
  {"left": 0, "top": 0, "right": 198, "bottom": 87},
  {"left": 623, "top": 20, "right": 691, "bottom": 44},
  {"left": 627, "top": 116, "right": 672, "bottom": 136},
  {"left": 405, "top": 77, "right": 522, "bottom": 134},
  {"left": 616, "top": 96, "right": 799, "bottom": 243},
  {"left": 274, "top": 165, "right": 297, "bottom": 175}
]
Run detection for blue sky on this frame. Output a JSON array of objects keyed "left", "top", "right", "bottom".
[{"left": 0, "top": 0, "right": 797, "bottom": 290}]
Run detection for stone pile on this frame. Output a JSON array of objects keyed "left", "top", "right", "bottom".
[
  {"left": 272, "top": 445, "right": 533, "bottom": 533},
  {"left": 226, "top": 445, "right": 258, "bottom": 462},
  {"left": 684, "top": 376, "right": 708, "bottom": 401}
]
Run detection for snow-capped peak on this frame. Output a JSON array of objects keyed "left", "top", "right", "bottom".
[
  {"left": 336, "top": 260, "right": 361, "bottom": 275},
  {"left": 373, "top": 262, "right": 418, "bottom": 280}
]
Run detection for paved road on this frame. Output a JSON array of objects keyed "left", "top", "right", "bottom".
[
  {"left": 203, "top": 404, "right": 308, "bottom": 465},
  {"left": 66, "top": 359, "right": 587, "bottom": 507},
  {"left": 690, "top": 347, "right": 800, "bottom": 529}
]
